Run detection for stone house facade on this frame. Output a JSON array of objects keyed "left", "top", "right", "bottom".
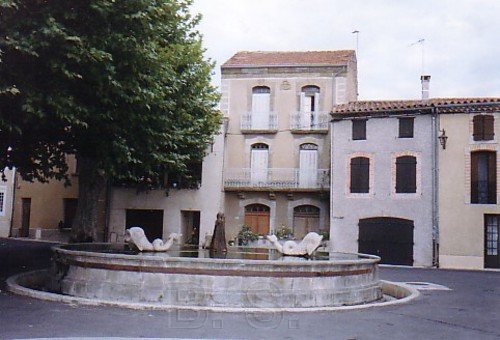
[
  {"left": 107, "top": 126, "right": 225, "bottom": 246},
  {"left": 221, "top": 50, "right": 358, "bottom": 242},
  {"left": 10, "top": 155, "right": 107, "bottom": 241},
  {"left": 330, "top": 100, "right": 437, "bottom": 267},
  {"left": 331, "top": 97, "right": 500, "bottom": 269}
]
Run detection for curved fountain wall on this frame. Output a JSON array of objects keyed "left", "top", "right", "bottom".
[{"left": 52, "top": 244, "right": 382, "bottom": 308}]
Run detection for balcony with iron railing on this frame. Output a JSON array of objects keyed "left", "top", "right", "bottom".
[
  {"left": 240, "top": 112, "right": 278, "bottom": 133},
  {"left": 224, "top": 168, "right": 330, "bottom": 191},
  {"left": 290, "top": 111, "right": 330, "bottom": 133}
]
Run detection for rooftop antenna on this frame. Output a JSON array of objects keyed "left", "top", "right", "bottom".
[
  {"left": 410, "top": 38, "right": 425, "bottom": 74},
  {"left": 352, "top": 30, "right": 360, "bottom": 57}
]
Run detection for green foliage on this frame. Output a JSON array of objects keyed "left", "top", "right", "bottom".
[
  {"left": 0, "top": 0, "right": 221, "bottom": 187},
  {"left": 319, "top": 230, "right": 329, "bottom": 240},
  {"left": 275, "top": 225, "right": 293, "bottom": 239},
  {"left": 237, "top": 225, "right": 258, "bottom": 245}
]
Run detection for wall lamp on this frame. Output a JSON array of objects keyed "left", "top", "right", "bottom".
[{"left": 438, "top": 129, "right": 448, "bottom": 150}]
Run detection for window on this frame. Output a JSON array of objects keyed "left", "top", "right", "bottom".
[
  {"left": 396, "top": 156, "right": 417, "bottom": 193},
  {"left": 166, "top": 159, "right": 203, "bottom": 189},
  {"left": 301, "top": 86, "right": 320, "bottom": 112},
  {"left": 251, "top": 143, "right": 269, "bottom": 184},
  {"left": 251, "top": 86, "right": 271, "bottom": 130},
  {"left": 471, "top": 151, "right": 497, "bottom": 204},
  {"left": 299, "top": 86, "right": 320, "bottom": 129},
  {"left": 473, "top": 115, "right": 494, "bottom": 141},
  {"left": 299, "top": 144, "right": 318, "bottom": 188},
  {"left": 352, "top": 119, "right": 367, "bottom": 140},
  {"left": 398, "top": 117, "right": 414, "bottom": 138},
  {"left": 350, "top": 157, "right": 370, "bottom": 193},
  {"left": 0, "top": 190, "right": 5, "bottom": 216}
]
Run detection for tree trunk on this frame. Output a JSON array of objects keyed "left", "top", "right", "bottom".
[{"left": 70, "top": 156, "right": 106, "bottom": 243}]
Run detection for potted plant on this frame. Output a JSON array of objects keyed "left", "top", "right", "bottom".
[
  {"left": 237, "top": 225, "right": 258, "bottom": 246},
  {"left": 275, "top": 225, "right": 293, "bottom": 240}
]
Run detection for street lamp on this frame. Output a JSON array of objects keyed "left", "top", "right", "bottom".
[{"left": 438, "top": 129, "right": 448, "bottom": 150}]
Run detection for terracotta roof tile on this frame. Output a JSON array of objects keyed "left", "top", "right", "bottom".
[
  {"left": 222, "top": 50, "right": 355, "bottom": 68},
  {"left": 331, "top": 97, "right": 500, "bottom": 117}
]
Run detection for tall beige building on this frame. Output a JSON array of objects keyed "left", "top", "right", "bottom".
[
  {"left": 221, "top": 51, "right": 358, "bottom": 241},
  {"left": 438, "top": 99, "right": 500, "bottom": 269}
]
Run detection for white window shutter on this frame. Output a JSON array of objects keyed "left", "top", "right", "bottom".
[
  {"left": 300, "top": 92, "right": 306, "bottom": 112},
  {"left": 252, "top": 93, "right": 270, "bottom": 129},
  {"left": 314, "top": 92, "right": 320, "bottom": 112},
  {"left": 335, "top": 77, "right": 347, "bottom": 104}
]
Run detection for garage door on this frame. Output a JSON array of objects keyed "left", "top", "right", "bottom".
[{"left": 358, "top": 217, "right": 414, "bottom": 265}]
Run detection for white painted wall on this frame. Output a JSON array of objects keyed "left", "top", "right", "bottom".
[
  {"left": 108, "top": 126, "right": 225, "bottom": 246},
  {"left": 0, "top": 168, "right": 15, "bottom": 238}
]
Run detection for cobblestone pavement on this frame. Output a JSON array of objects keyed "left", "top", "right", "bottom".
[{"left": 0, "top": 238, "right": 499, "bottom": 340}]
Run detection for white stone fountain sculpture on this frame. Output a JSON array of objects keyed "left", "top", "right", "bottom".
[
  {"left": 124, "top": 227, "right": 182, "bottom": 252},
  {"left": 266, "top": 232, "right": 323, "bottom": 256}
]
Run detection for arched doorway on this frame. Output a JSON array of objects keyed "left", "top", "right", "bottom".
[
  {"left": 358, "top": 217, "right": 414, "bottom": 265},
  {"left": 293, "top": 205, "right": 320, "bottom": 239},
  {"left": 244, "top": 204, "right": 270, "bottom": 235}
]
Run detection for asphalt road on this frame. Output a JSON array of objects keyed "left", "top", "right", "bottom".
[{"left": 0, "top": 238, "right": 499, "bottom": 340}]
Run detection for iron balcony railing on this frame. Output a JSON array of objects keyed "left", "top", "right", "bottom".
[
  {"left": 240, "top": 112, "right": 278, "bottom": 131},
  {"left": 290, "top": 111, "right": 329, "bottom": 131},
  {"left": 224, "top": 168, "right": 330, "bottom": 190}
]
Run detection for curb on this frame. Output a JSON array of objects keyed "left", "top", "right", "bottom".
[{"left": 7, "top": 270, "right": 420, "bottom": 313}]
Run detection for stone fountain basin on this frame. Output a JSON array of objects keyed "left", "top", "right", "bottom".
[{"left": 50, "top": 244, "right": 382, "bottom": 308}]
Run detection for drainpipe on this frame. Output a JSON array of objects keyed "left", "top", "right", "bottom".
[
  {"left": 8, "top": 168, "right": 17, "bottom": 237},
  {"left": 431, "top": 107, "right": 439, "bottom": 267}
]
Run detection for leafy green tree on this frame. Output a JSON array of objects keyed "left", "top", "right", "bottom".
[{"left": 0, "top": 0, "right": 221, "bottom": 241}]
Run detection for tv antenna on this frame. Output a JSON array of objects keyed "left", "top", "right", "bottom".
[{"left": 410, "top": 38, "right": 426, "bottom": 74}]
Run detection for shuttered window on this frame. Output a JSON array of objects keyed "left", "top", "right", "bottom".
[
  {"left": 396, "top": 156, "right": 417, "bottom": 193},
  {"left": 350, "top": 157, "right": 370, "bottom": 193},
  {"left": 473, "top": 115, "right": 495, "bottom": 141},
  {"left": 352, "top": 119, "right": 367, "bottom": 140},
  {"left": 471, "top": 151, "right": 497, "bottom": 204},
  {"left": 398, "top": 118, "right": 414, "bottom": 138}
]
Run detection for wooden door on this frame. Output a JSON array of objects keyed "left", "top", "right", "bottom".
[
  {"left": 485, "top": 214, "right": 500, "bottom": 268},
  {"left": 21, "top": 198, "right": 31, "bottom": 237},
  {"left": 293, "top": 205, "right": 320, "bottom": 238},
  {"left": 244, "top": 204, "right": 270, "bottom": 235}
]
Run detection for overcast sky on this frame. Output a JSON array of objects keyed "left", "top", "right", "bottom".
[{"left": 191, "top": 0, "right": 500, "bottom": 101}]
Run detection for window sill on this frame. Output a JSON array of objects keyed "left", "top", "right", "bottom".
[
  {"left": 391, "top": 192, "right": 421, "bottom": 199},
  {"left": 241, "top": 129, "right": 278, "bottom": 134}
]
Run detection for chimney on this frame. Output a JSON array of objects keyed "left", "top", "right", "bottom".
[{"left": 421, "top": 75, "right": 431, "bottom": 100}]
